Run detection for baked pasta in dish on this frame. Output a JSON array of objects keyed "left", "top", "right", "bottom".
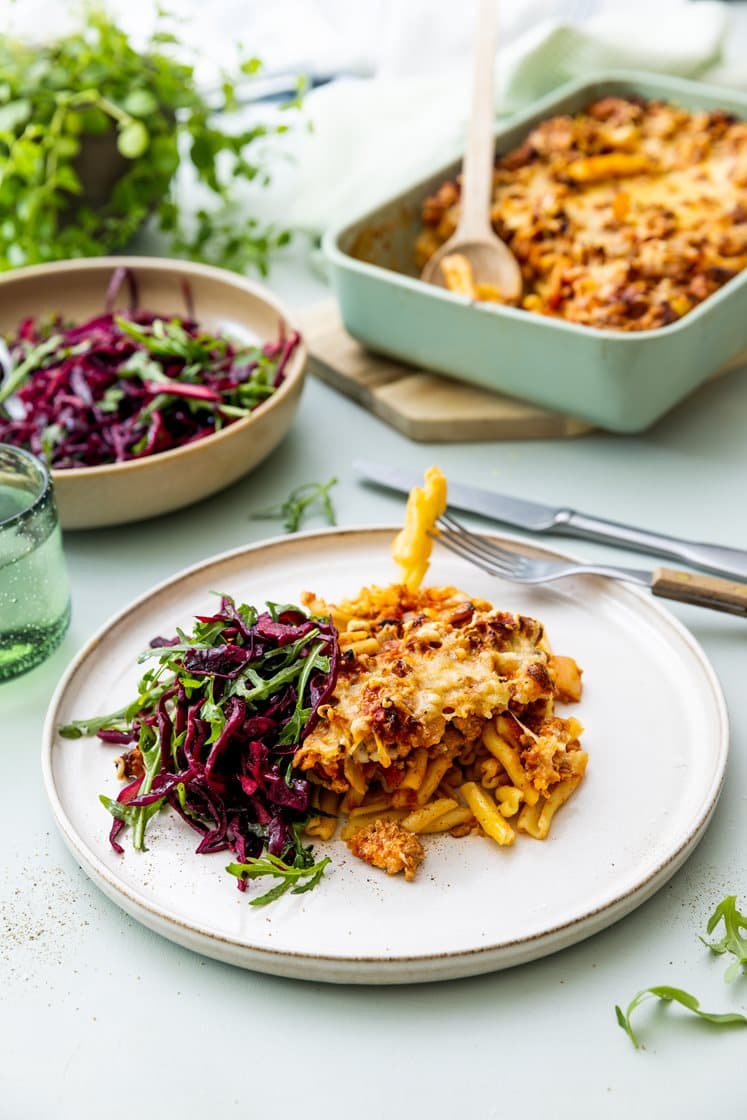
[
  {"left": 415, "top": 96, "right": 747, "bottom": 331},
  {"left": 296, "top": 468, "right": 587, "bottom": 881}
]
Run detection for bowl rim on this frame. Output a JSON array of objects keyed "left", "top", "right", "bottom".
[
  {"left": 322, "top": 68, "right": 747, "bottom": 345},
  {"left": 0, "top": 255, "right": 308, "bottom": 481}
]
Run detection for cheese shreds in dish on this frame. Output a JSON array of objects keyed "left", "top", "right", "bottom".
[
  {"left": 296, "top": 582, "right": 586, "bottom": 879},
  {"left": 415, "top": 96, "right": 747, "bottom": 331}
]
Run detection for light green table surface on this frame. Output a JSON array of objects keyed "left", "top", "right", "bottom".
[
  {"left": 5, "top": 4, "right": 747, "bottom": 1099},
  {"left": 3, "top": 239, "right": 747, "bottom": 1119}
]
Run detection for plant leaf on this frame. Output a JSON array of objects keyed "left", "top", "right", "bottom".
[
  {"left": 0, "top": 99, "right": 31, "bottom": 133},
  {"left": 226, "top": 853, "right": 331, "bottom": 907},
  {"left": 252, "top": 478, "right": 338, "bottom": 533},
  {"left": 700, "top": 895, "right": 747, "bottom": 980},
  {"left": 615, "top": 985, "right": 747, "bottom": 1049},
  {"left": 117, "top": 120, "right": 150, "bottom": 159}
]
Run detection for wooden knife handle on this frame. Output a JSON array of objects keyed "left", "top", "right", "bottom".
[{"left": 652, "top": 567, "right": 747, "bottom": 616}]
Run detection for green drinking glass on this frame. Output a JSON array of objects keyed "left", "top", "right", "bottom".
[{"left": 0, "top": 444, "right": 71, "bottom": 682}]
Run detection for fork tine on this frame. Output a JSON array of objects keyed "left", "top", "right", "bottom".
[
  {"left": 438, "top": 512, "right": 528, "bottom": 576},
  {"left": 436, "top": 516, "right": 522, "bottom": 578},
  {"left": 436, "top": 521, "right": 515, "bottom": 576},
  {"left": 432, "top": 524, "right": 509, "bottom": 578}
]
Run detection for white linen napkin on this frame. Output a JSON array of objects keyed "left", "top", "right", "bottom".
[{"left": 285, "top": 0, "right": 735, "bottom": 238}]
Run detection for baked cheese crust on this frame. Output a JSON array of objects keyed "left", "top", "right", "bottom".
[
  {"left": 295, "top": 583, "right": 585, "bottom": 811},
  {"left": 416, "top": 96, "right": 747, "bottom": 331}
]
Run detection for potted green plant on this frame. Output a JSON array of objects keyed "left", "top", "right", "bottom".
[{"left": 0, "top": 6, "right": 298, "bottom": 273}]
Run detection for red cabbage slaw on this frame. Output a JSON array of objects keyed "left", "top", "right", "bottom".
[
  {"left": 59, "top": 594, "right": 339, "bottom": 905},
  {"left": 0, "top": 267, "right": 300, "bottom": 469}
]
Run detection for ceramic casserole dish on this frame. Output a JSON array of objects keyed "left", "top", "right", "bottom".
[{"left": 323, "top": 71, "right": 747, "bottom": 433}]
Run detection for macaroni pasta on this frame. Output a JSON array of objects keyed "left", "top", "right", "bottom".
[
  {"left": 417, "top": 96, "right": 747, "bottom": 331},
  {"left": 294, "top": 470, "right": 587, "bottom": 880}
]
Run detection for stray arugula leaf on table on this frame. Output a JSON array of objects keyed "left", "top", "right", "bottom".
[
  {"left": 700, "top": 895, "right": 747, "bottom": 981},
  {"left": 0, "top": 5, "right": 300, "bottom": 273},
  {"left": 615, "top": 894, "right": 747, "bottom": 1048},
  {"left": 253, "top": 478, "right": 338, "bottom": 533},
  {"left": 615, "top": 986, "right": 747, "bottom": 1050}
]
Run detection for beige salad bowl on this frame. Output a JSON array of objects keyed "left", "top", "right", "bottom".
[{"left": 0, "top": 257, "right": 307, "bottom": 529}]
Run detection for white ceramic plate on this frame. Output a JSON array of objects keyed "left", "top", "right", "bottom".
[{"left": 42, "top": 528, "right": 728, "bottom": 984}]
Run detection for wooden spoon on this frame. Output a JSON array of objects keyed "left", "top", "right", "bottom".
[{"left": 421, "top": 0, "right": 522, "bottom": 302}]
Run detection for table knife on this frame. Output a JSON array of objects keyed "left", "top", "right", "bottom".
[{"left": 353, "top": 459, "right": 747, "bottom": 582}]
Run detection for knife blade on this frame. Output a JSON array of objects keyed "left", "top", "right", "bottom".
[{"left": 354, "top": 459, "right": 747, "bottom": 582}]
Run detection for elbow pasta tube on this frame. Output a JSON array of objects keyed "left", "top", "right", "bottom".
[
  {"left": 417, "top": 755, "right": 455, "bottom": 805},
  {"left": 495, "top": 785, "right": 523, "bottom": 818},
  {"left": 391, "top": 466, "right": 447, "bottom": 589},
  {"left": 305, "top": 789, "right": 341, "bottom": 841},
  {"left": 460, "top": 782, "right": 515, "bottom": 847},
  {"left": 349, "top": 795, "right": 392, "bottom": 817},
  {"left": 517, "top": 776, "right": 583, "bottom": 840},
  {"left": 343, "top": 757, "right": 367, "bottom": 798},
  {"left": 482, "top": 721, "right": 539, "bottom": 806},
  {"left": 294, "top": 467, "right": 587, "bottom": 880},
  {"left": 439, "top": 254, "right": 477, "bottom": 296},
  {"left": 400, "top": 748, "right": 429, "bottom": 790},
  {"left": 440, "top": 254, "right": 513, "bottom": 304},
  {"left": 420, "top": 806, "right": 474, "bottom": 833},
  {"left": 476, "top": 756, "right": 503, "bottom": 789},
  {"left": 400, "top": 798, "right": 459, "bottom": 834}
]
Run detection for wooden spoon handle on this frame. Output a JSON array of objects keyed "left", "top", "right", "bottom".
[
  {"left": 652, "top": 567, "right": 747, "bottom": 616},
  {"left": 457, "top": 0, "right": 498, "bottom": 242}
]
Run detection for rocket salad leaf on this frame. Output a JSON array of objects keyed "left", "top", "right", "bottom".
[
  {"left": 253, "top": 478, "right": 338, "bottom": 533},
  {"left": 227, "top": 850, "right": 332, "bottom": 908},
  {"left": 615, "top": 986, "right": 747, "bottom": 1049},
  {"left": 616, "top": 894, "right": 747, "bottom": 1048},
  {"left": 59, "top": 593, "right": 339, "bottom": 903},
  {"left": 700, "top": 895, "right": 747, "bottom": 981}
]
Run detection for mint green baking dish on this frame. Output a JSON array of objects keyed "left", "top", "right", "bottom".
[{"left": 323, "top": 71, "right": 747, "bottom": 434}]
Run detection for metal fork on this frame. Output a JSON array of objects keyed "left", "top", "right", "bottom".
[{"left": 435, "top": 512, "right": 747, "bottom": 617}]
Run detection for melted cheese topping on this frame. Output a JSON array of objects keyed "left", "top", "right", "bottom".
[
  {"left": 416, "top": 97, "right": 747, "bottom": 331},
  {"left": 294, "top": 583, "right": 554, "bottom": 788}
]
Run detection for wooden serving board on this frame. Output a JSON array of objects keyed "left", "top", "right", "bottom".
[{"left": 298, "top": 302, "right": 593, "bottom": 442}]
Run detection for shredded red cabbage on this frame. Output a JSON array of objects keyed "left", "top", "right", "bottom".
[
  {"left": 59, "top": 594, "right": 339, "bottom": 901},
  {"left": 0, "top": 267, "right": 300, "bottom": 469}
]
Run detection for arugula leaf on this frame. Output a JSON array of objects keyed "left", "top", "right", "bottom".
[
  {"left": 65, "top": 590, "right": 337, "bottom": 904},
  {"left": 615, "top": 986, "right": 747, "bottom": 1049},
  {"left": 277, "top": 639, "right": 329, "bottom": 746},
  {"left": 99, "top": 792, "right": 164, "bottom": 842},
  {"left": 115, "top": 316, "right": 225, "bottom": 364},
  {"left": 226, "top": 852, "right": 331, "bottom": 907},
  {"left": 58, "top": 676, "right": 173, "bottom": 738},
  {"left": 0, "top": 335, "right": 62, "bottom": 406},
  {"left": 701, "top": 895, "right": 747, "bottom": 981},
  {"left": 132, "top": 728, "right": 165, "bottom": 850},
  {"left": 252, "top": 478, "right": 338, "bottom": 533},
  {"left": 40, "top": 422, "right": 65, "bottom": 461},
  {"left": 59, "top": 714, "right": 127, "bottom": 739}
]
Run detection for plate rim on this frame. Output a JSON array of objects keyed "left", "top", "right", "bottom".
[{"left": 41, "top": 525, "right": 730, "bottom": 981}]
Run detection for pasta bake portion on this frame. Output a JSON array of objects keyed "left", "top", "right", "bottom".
[
  {"left": 296, "top": 581, "right": 586, "bottom": 879},
  {"left": 416, "top": 96, "right": 747, "bottom": 331}
]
